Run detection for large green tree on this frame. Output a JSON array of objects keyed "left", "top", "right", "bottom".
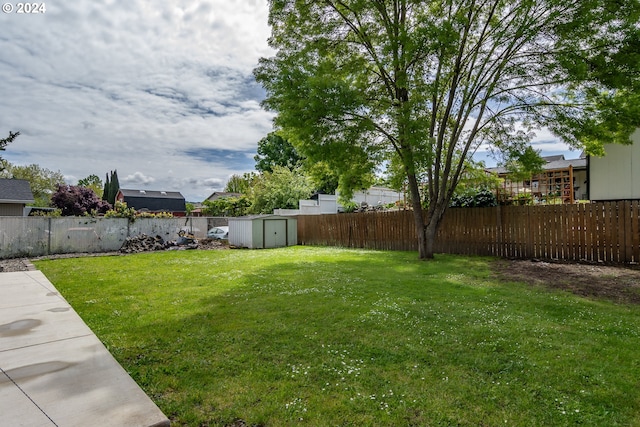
[
  {"left": 255, "top": 0, "right": 640, "bottom": 259},
  {"left": 224, "top": 172, "right": 259, "bottom": 194},
  {"left": 254, "top": 132, "right": 304, "bottom": 173},
  {"left": 254, "top": 132, "right": 344, "bottom": 194},
  {"left": 102, "top": 170, "right": 120, "bottom": 205},
  {"left": 78, "top": 174, "right": 103, "bottom": 198},
  {"left": 249, "top": 166, "right": 314, "bottom": 214}
]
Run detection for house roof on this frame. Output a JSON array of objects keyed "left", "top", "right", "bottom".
[
  {"left": 487, "top": 157, "right": 587, "bottom": 175},
  {"left": 117, "top": 189, "right": 186, "bottom": 212},
  {"left": 118, "top": 189, "right": 185, "bottom": 200},
  {"left": 205, "top": 191, "right": 242, "bottom": 201},
  {"left": 541, "top": 154, "right": 565, "bottom": 162},
  {"left": 0, "top": 178, "right": 35, "bottom": 203},
  {"left": 543, "top": 158, "right": 587, "bottom": 171}
]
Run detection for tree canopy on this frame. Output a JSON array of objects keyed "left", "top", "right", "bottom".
[
  {"left": 249, "top": 166, "right": 314, "bottom": 214},
  {"left": 0, "top": 162, "right": 66, "bottom": 206},
  {"left": 78, "top": 174, "right": 104, "bottom": 198},
  {"left": 255, "top": 132, "right": 305, "bottom": 173},
  {"left": 224, "top": 172, "right": 259, "bottom": 194},
  {"left": 202, "top": 196, "right": 251, "bottom": 217},
  {"left": 256, "top": 0, "right": 640, "bottom": 259},
  {"left": 102, "top": 170, "right": 120, "bottom": 205},
  {"left": 0, "top": 131, "right": 19, "bottom": 171},
  {"left": 253, "top": 132, "right": 344, "bottom": 195}
]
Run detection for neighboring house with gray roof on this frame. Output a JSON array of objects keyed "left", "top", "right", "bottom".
[
  {"left": 487, "top": 154, "right": 588, "bottom": 204},
  {"left": 205, "top": 191, "right": 242, "bottom": 202},
  {"left": 0, "top": 178, "right": 34, "bottom": 216},
  {"left": 116, "top": 189, "right": 187, "bottom": 217}
]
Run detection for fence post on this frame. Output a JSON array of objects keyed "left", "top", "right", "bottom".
[
  {"left": 623, "top": 201, "right": 630, "bottom": 263},
  {"left": 496, "top": 205, "right": 502, "bottom": 257},
  {"left": 47, "top": 216, "right": 52, "bottom": 256}
]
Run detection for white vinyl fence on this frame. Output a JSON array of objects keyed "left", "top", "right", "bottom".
[{"left": 0, "top": 216, "right": 209, "bottom": 259}]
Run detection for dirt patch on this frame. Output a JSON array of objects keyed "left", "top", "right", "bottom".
[{"left": 492, "top": 259, "right": 640, "bottom": 305}]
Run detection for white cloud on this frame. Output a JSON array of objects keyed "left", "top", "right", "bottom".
[
  {"left": 121, "top": 172, "right": 156, "bottom": 186},
  {"left": 0, "top": 0, "right": 274, "bottom": 201}
]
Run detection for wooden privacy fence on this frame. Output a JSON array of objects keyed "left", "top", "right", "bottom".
[{"left": 297, "top": 201, "right": 640, "bottom": 264}]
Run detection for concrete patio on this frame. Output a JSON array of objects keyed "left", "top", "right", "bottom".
[{"left": 0, "top": 270, "right": 170, "bottom": 427}]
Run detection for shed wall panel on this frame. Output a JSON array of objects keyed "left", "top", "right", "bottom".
[
  {"left": 228, "top": 215, "right": 297, "bottom": 249},
  {"left": 229, "top": 219, "right": 253, "bottom": 248}
]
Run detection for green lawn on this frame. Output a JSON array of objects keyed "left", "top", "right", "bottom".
[{"left": 34, "top": 247, "right": 640, "bottom": 426}]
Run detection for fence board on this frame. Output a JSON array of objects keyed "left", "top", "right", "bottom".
[
  {"left": 0, "top": 217, "right": 209, "bottom": 258},
  {"left": 576, "top": 203, "right": 585, "bottom": 261},
  {"left": 6, "top": 202, "right": 639, "bottom": 265},
  {"left": 627, "top": 200, "right": 640, "bottom": 264},
  {"left": 602, "top": 202, "right": 611, "bottom": 262},
  {"left": 295, "top": 201, "right": 640, "bottom": 265}
]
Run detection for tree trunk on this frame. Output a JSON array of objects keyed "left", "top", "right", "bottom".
[
  {"left": 423, "top": 201, "right": 448, "bottom": 259},
  {"left": 406, "top": 173, "right": 429, "bottom": 259},
  {"left": 424, "top": 217, "right": 438, "bottom": 259},
  {"left": 412, "top": 205, "right": 428, "bottom": 259}
]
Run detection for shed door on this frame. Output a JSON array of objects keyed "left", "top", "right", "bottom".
[{"left": 264, "top": 219, "right": 287, "bottom": 248}]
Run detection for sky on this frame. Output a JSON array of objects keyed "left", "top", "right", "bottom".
[{"left": 0, "top": 1, "right": 578, "bottom": 202}]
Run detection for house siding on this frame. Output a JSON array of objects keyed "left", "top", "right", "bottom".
[
  {"left": 0, "top": 203, "right": 24, "bottom": 216},
  {"left": 589, "top": 129, "right": 640, "bottom": 200}
]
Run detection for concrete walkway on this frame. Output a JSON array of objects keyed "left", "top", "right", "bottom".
[{"left": 0, "top": 270, "right": 170, "bottom": 427}]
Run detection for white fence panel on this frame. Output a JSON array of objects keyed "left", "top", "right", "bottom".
[
  {"left": 0, "top": 216, "right": 212, "bottom": 258},
  {"left": 0, "top": 217, "right": 49, "bottom": 258},
  {"left": 128, "top": 217, "right": 209, "bottom": 240},
  {"left": 49, "top": 218, "right": 128, "bottom": 254}
]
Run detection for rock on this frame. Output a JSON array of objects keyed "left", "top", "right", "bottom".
[{"left": 119, "top": 234, "right": 168, "bottom": 254}]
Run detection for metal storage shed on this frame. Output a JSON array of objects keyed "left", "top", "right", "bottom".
[{"left": 228, "top": 215, "right": 297, "bottom": 249}]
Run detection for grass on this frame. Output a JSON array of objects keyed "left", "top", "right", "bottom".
[{"left": 34, "top": 247, "right": 640, "bottom": 426}]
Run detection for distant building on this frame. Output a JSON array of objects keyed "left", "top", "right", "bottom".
[
  {"left": 116, "top": 189, "right": 186, "bottom": 216},
  {"left": 487, "top": 154, "right": 588, "bottom": 204},
  {"left": 0, "top": 178, "right": 34, "bottom": 216},
  {"left": 205, "top": 191, "right": 242, "bottom": 202},
  {"left": 273, "top": 186, "right": 404, "bottom": 216}
]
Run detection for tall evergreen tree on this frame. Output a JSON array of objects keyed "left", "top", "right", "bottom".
[
  {"left": 109, "top": 170, "right": 120, "bottom": 204},
  {"left": 102, "top": 170, "right": 120, "bottom": 204},
  {"left": 102, "top": 173, "right": 110, "bottom": 202}
]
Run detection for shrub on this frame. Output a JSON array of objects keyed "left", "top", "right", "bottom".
[
  {"left": 450, "top": 187, "right": 497, "bottom": 208},
  {"left": 51, "top": 185, "right": 111, "bottom": 216},
  {"left": 104, "top": 201, "right": 174, "bottom": 220}
]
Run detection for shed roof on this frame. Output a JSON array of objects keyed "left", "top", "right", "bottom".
[
  {"left": 0, "top": 178, "right": 34, "bottom": 203},
  {"left": 229, "top": 214, "right": 297, "bottom": 221}
]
